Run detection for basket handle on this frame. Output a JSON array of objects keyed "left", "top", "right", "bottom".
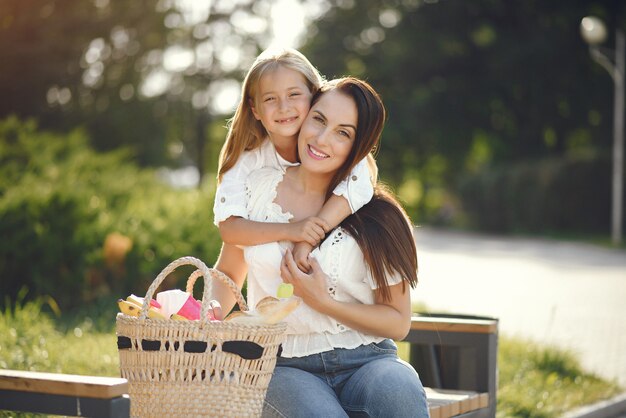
[
  {"left": 185, "top": 268, "right": 248, "bottom": 312},
  {"left": 140, "top": 256, "right": 248, "bottom": 321}
]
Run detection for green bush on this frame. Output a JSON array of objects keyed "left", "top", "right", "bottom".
[
  {"left": 0, "top": 116, "right": 223, "bottom": 310},
  {"left": 457, "top": 155, "right": 620, "bottom": 234}
]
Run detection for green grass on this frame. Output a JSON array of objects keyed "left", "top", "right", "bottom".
[
  {"left": 496, "top": 337, "right": 621, "bottom": 418},
  {"left": 0, "top": 299, "right": 622, "bottom": 418},
  {"left": 398, "top": 337, "right": 622, "bottom": 418},
  {"left": 0, "top": 295, "right": 119, "bottom": 377}
]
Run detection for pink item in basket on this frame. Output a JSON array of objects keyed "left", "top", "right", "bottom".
[
  {"left": 177, "top": 294, "right": 201, "bottom": 320},
  {"left": 156, "top": 289, "right": 201, "bottom": 320}
]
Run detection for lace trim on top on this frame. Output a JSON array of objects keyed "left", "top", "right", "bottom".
[
  {"left": 326, "top": 228, "right": 345, "bottom": 298},
  {"left": 326, "top": 228, "right": 348, "bottom": 332}
]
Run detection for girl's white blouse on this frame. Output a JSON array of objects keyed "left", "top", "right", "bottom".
[
  {"left": 213, "top": 139, "right": 374, "bottom": 226},
  {"left": 242, "top": 167, "right": 403, "bottom": 358}
]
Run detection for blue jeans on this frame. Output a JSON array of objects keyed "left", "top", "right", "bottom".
[{"left": 262, "top": 339, "right": 430, "bottom": 417}]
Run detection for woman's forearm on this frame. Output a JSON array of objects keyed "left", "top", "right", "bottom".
[{"left": 314, "top": 298, "right": 412, "bottom": 341}]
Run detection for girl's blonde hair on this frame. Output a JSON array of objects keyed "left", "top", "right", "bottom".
[{"left": 217, "top": 48, "right": 324, "bottom": 182}]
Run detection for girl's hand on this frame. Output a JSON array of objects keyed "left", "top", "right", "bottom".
[
  {"left": 280, "top": 248, "right": 332, "bottom": 312},
  {"left": 292, "top": 241, "right": 314, "bottom": 272},
  {"left": 207, "top": 299, "right": 223, "bottom": 321},
  {"left": 286, "top": 217, "right": 329, "bottom": 246}
]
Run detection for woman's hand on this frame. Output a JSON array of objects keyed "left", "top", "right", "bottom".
[
  {"left": 286, "top": 217, "right": 329, "bottom": 246},
  {"left": 280, "top": 248, "right": 332, "bottom": 312}
]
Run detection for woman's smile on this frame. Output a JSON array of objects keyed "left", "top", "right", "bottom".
[
  {"left": 298, "top": 89, "right": 357, "bottom": 173},
  {"left": 307, "top": 144, "right": 330, "bottom": 160}
]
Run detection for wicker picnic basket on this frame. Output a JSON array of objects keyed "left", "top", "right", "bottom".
[{"left": 116, "top": 256, "right": 287, "bottom": 418}]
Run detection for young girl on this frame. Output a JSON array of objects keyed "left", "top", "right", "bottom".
[
  {"left": 212, "top": 48, "right": 375, "bottom": 311},
  {"left": 241, "top": 77, "right": 429, "bottom": 417}
]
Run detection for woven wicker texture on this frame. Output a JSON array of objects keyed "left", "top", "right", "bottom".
[{"left": 116, "top": 256, "right": 287, "bottom": 417}]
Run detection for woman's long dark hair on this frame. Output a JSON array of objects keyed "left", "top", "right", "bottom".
[
  {"left": 340, "top": 185, "right": 418, "bottom": 301},
  {"left": 313, "top": 78, "right": 415, "bottom": 300}
]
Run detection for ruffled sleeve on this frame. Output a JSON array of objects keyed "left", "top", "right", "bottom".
[
  {"left": 332, "top": 156, "right": 374, "bottom": 213},
  {"left": 213, "top": 140, "right": 298, "bottom": 226}
]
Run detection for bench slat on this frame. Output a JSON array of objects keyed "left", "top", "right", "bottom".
[
  {"left": 0, "top": 370, "right": 128, "bottom": 399},
  {"left": 429, "top": 404, "right": 442, "bottom": 418},
  {"left": 426, "top": 388, "right": 489, "bottom": 418},
  {"left": 478, "top": 392, "right": 489, "bottom": 409},
  {"left": 411, "top": 316, "right": 498, "bottom": 334}
]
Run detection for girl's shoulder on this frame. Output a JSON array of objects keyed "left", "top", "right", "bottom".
[
  {"left": 238, "top": 138, "right": 290, "bottom": 172},
  {"left": 246, "top": 166, "right": 284, "bottom": 193},
  {"left": 245, "top": 167, "right": 290, "bottom": 222}
]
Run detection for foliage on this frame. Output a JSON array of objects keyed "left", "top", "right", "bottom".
[
  {"left": 497, "top": 337, "right": 621, "bottom": 418},
  {"left": 0, "top": 0, "right": 170, "bottom": 165},
  {"left": 3, "top": 1, "right": 625, "bottom": 235},
  {"left": 0, "top": 0, "right": 275, "bottom": 172},
  {"left": 302, "top": 0, "right": 624, "bottom": 232},
  {"left": 457, "top": 153, "right": 624, "bottom": 234},
  {"left": 0, "top": 117, "right": 222, "bottom": 310}
]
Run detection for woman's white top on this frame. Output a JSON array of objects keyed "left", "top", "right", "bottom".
[
  {"left": 242, "top": 167, "right": 403, "bottom": 358},
  {"left": 213, "top": 139, "right": 373, "bottom": 225}
]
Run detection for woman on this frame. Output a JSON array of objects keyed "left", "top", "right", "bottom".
[{"left": 240, "top": 77, "right": 429, "bottom": 417}]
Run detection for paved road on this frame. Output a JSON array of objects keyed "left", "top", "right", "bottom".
[{"left": 410, "top": 227, "right": 626, "bottom": 387}]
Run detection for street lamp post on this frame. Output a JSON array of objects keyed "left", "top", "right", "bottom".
[{"left": 580, "top": 16, "right": 624, "bottom": 246}]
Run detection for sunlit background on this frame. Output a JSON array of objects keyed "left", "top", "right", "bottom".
[{"left": 1, "top": 1, "right": 626, "bottom": 415}]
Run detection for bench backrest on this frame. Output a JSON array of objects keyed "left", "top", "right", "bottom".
[{"left": 404, "top": 314, "right": 498, "bottom": 418}]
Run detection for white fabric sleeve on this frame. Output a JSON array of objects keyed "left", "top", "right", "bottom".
[
  {"left": 332, "top": 157, "right": 374, "bottom": 213},
  {"left": 364, "top": 267, "right": 405, "bottom": 290},
  {"left": 213, "top": 149, "right": 263, "bottom": 226}
]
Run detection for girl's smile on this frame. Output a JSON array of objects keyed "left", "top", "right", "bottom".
[{"left": 251, "top": 65, "right": 312, "bottom": 143}]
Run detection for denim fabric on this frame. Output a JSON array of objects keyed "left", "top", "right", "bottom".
[{"left": 262, "top": 339, "right": 430, "bottom": 418}]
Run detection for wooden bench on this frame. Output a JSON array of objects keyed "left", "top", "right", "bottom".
[
  {"left": 0, "top": 372, "right": 489, "bottom": 418},
  {"left": 0, "top": 369, "right": 130, "bottom": 417},
  {"left": 403, "top": 314, "right": 499, "bottom": 418}
]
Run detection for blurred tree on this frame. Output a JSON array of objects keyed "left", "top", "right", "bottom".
[
  {"left": 301, "top": 0, "right": 625, "bottom": 224},
  {"left": 0, "top": 0, "right": 276, "bottom": 179},
  {"left": 0, "top": 0, "right": 169, "bottom": 164}
]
